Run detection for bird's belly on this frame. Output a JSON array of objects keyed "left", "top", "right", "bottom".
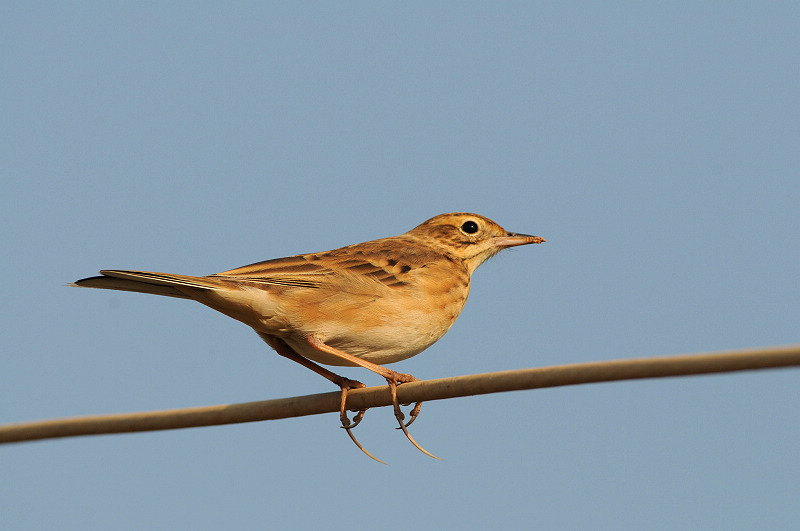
[
  {"left": 281, "top": 313, "right": 448, "bottom": 366},
  {"left": 281, "top": 294, "right": 466, "bottom": 366}
]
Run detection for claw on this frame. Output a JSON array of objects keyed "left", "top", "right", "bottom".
[
  {"left": 344, "top": 425, "right": 387, "bottom": 465},
  {"left": 397, "top": 420, "right": 440, "bottom": 460},
  {"left": 402, "top": 402, "right": 423, "bottom": 428},
  {"left": 344, "top": 408, "right": 366, "bottom": 430},
  {"left": 339, "top": 386, "right": 385, "bottom": 464},
  {"left": 387, "top": 379, "right": 441, "bottom": 460}
]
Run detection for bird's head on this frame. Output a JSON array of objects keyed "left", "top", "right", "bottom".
[{"left": 406, "top": 213, "right": 545, "bottom": 273}]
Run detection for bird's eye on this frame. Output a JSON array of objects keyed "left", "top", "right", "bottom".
[{"left": 461, "top": 220, "right": 479, "bottom": 234}]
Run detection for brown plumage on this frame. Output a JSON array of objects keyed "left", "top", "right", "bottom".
[{"left": 73, "top": 212, "right": 545, "bottom": 460}]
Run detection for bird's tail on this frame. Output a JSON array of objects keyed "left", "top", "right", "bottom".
[{"left": 71, "top": 270, "right": 227, "bottom": 299}]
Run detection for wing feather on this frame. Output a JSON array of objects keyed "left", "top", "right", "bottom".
[{"left": 211, "top": 246, "right": 419, "bottom": 291}]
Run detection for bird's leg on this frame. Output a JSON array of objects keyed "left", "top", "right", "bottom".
[
  {"left": 306, "top": 335, "right": 439, "bottom": 460},
  {"left": 263, "top": 335, "right": 365, "bottom": 390},
  {"left": 260, "top": 335, "right": 384, "bottom": 463}
]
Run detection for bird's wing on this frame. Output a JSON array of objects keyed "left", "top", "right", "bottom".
[
  {"left": 211, "top": 254, "right": 336, "bottom": 288},
  {"left": 211, "top": 241, "right": 443, "bottom": 291}
]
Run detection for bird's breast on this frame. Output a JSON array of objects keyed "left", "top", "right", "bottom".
[{"left": 280, "top": 264, "right": 471, "bottom": 366}]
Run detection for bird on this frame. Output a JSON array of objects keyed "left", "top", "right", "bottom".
[{"left": 73, "top": 212, "right": 545, "bottom": 461}]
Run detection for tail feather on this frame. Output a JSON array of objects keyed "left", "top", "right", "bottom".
[{"left": 71, "top": 270, "right": 225, "bottom": 299}]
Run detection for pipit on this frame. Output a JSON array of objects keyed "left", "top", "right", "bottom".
[{"left": 73, "top": 213, "right": 544, "bottom": 461}]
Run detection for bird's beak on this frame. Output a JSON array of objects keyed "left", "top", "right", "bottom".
[{"left": 493, "top": 232, "right": 546, "bottom": 248}]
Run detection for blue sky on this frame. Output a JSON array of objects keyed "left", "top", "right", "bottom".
[{"left": 2, "top": 3, "right": 798, "bottom": 529}]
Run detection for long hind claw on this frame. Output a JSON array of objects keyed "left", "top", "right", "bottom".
[
  {"left": 339, "top": 386, "right": 385, "bottom": 464},
  {"left": 343, "top": 424, "right": 386, "bottom": 465},
  {"left": 387, "top": 379, "right": 441, "bottom": 460}
]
